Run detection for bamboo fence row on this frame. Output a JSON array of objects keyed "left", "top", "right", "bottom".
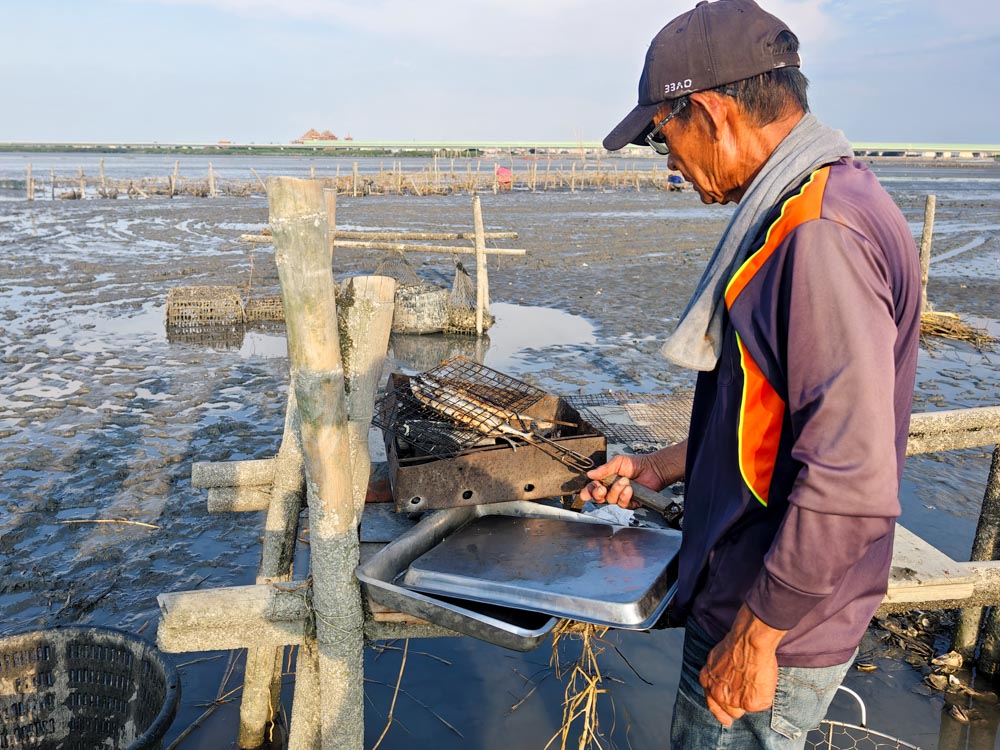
[{"left": 13, "top": 157, "right": 689, "bottom": 201}]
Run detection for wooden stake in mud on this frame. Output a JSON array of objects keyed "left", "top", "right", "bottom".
[
  {"left": 953, "top": 445, "right": 1000, "bottom": 659},
  {"left": 209, "top": 163, "right": 217, "bottom": 198},
  {"left": 268, "top": 176, "right": 363, "bottom": 749},
  {"left": 78, "top": 166, "right": 86, "bottom": 199},
  {"left": 238, "top": 387, "right": 306, "bottom": 747},
  {"left": 100, "top": 157, "right": 106, "bottom": 196},
  {"left": 324, "top": 188, "right": 337, "bottom": 262},
  {"left": 26, "top": 163, "right": 33, "bottom": 201},
  {"left": 352, "top": 162, "right": 359, "bottom": 197},
  {"left": 339, "top": 275, "right": 397, "bottom": 521},
  {"left": 473, "top": 195, "right": 489, "bottom": 336},
  {"left": 919, "top": 194, "right": 936, "bottom": 313},
  {"left": 973, "top": 447, "right": 1000, "bottom": 674},
  {"left": 50, "top": 168, "right": 54, "bottom": 200}
]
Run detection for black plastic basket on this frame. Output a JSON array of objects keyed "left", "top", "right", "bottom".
[{"left": 0, "top": 626, "right": 180, "bottom": 750}]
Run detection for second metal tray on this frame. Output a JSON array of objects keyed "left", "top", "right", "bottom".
[
  {"left": 400, "top": 514, "right": 681, "bottom": 629},
  {"left": 358, "top": 501, "right": 595, "bottom": 651}
]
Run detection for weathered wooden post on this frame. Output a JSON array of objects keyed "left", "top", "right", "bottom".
[
  {"left": 50, "top": 168, "right": 55, "bottom": 200},
  {"left": 78, "top": 167, "right": 86, "bottom": 199},
  {"left": 340, "top": 275, "right": 398, "bottom": 521},
  {"left": 352, "top": 162, "right": 359, "bottom": 197},
  {"left": 269, "top": 176, "right": 391, "bottom": 748},
  {"left": 100, "top": 157, "right": 106, "bottom": 196},
  {"left": 209, "top": 163, "right": 217, "bottom": 198},
  {"left": 236, "top": 386, "right": 306, "bottom": 747},
  {"left": 26, "top": 163, "right": 33, "bottom": 201},
  {"left": 954, "top": 446, "right": 1000, "bottom": 660},
  {"left": 473, "top": 196, "right": 489, "bottom": 336},
  {"left": 919, "top": 194, "right": 936, "bottom": 312}
]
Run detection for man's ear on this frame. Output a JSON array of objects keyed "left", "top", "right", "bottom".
[{"left": 689, "top": 91, "right": 735, "bottom": 142}]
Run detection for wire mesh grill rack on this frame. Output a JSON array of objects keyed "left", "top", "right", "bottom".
[{"left": 373, "top": 356, "right": 546, "bottom": 458}]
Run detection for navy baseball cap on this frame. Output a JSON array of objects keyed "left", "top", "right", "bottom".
[{"left": 603, "top": 0, "right": 800, "bottom": 151}]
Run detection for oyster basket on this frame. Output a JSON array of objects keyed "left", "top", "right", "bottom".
[
  {"left": 0, "top": 626, "right": 180, "bottom": 750},
  {"left": 805, "top": 688, "right": 921, "bottom": 750}
]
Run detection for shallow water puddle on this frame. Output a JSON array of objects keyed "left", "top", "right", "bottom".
[
  {"left": 484, "top": 302, "right": 596, "bottom": 371},
  {"left": 385, "top": 302, "right": 596, "bottom": 376}
]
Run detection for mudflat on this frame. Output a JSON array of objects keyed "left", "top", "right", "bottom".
[{"left": 1, "top": 158, "right": 998, "bottom": 747}]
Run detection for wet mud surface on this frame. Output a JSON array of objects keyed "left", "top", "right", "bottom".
[{"left": 1, "top": 156, "right": 999, "bottom": 748}]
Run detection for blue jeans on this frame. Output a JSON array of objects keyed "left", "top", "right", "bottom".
[{"left": 670, "top": 622, "right": 853, "bottom": 750}]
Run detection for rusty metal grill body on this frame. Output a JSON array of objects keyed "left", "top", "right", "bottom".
[{"left": 373, "top": 357, "right": 607, "bottom": 512}]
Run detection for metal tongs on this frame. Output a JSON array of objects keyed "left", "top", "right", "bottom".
[
  {"left": 576, "top": 474, "right": 684, "bottom": 528},
  {"left": 408, "top": 375, "right": 595, "bottom": 471}
]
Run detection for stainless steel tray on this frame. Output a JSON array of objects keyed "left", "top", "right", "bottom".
[
  {"left": 400, "top": 514, "right": 680, "bottom": 629},
  {"left": 357, "top": 502, "right": 586, "bottom": 651}
]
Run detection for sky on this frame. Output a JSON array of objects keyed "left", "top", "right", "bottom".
[{"left": 2, "top": 0, "right": 999, "bottom": 145}]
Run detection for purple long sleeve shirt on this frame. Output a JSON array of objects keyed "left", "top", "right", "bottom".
[{"left": 675, "top": 157, "right": 921, "bottom": 667}]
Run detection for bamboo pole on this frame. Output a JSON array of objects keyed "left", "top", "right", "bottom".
[
  {"left": 50, "top": 168, "right": 54, "bottom": 200},
  {"left": 192, "top": 458, "right": 276, "bottom": 488},
  {"left": 473, "top": 196, "right": 488, "bottom": 336},
  {"left": 26, "top": 163, "right": 32, "bottom": 201},
  {"left": 238, "top": 387, "right": 307, "bottom": 747},
  {"left": 339, "top": 275, "right": 397, "bottom": 522},
  {"left": 78, "top": 167, "right": 86, "bottom": 199},
  {"left": 268, "top": 176, "right": 362, "bottom": 749},
  {"left": 919, "top": 194, "right": 936, "bottom": 313},
  {"left": 242, "top": 230, "right": 518, "bottom": 243},
  {"left": 288, "top": 642, "right": 321, "bottom": 750},
  {"left": 352, "top": 162, "right": 359, "bottom": 197},
  {"left": 100, "top": 157, "right": 106, "bottom": 196},
  {"left": 209, "top": 163, "right": 217, "bottom": 198},
  {"left": 953, "top": 446, "right": 1000, "bottom": 660},
  {"left": 321, "top": 239, "right": 527, "bottom": 256}
]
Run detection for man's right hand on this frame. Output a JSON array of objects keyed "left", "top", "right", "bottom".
[{"left": 579, "top": 440, "right": 687, "bottom": 509}]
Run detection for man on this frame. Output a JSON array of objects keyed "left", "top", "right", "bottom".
[{"left": 582, "top": 1, "right": 921, "bottom": 747}]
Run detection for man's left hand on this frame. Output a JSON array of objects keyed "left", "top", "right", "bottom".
[{"left": 698, "top": 604, "right": 787, "bottom": 726}]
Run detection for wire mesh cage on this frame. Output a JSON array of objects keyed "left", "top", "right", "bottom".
[
  {"left": 165, "top": 285, "right": 244, "bottom": 328},
  {"left": 804, "top": 687, "right": 922, "bottom": 750},
  {"left": 443, "top": 261, "right": 493, "bottom": 334},
  {"left": 373, "top": 355, "right": 546, "bottom": 457},
  {"left": 0, "top": 626, "right": 180, "bottom": 750},
  {"left": 805, "top": 720, "right": 922, "bottom": 750}
]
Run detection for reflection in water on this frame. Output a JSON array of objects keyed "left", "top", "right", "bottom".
[
  {"left": 388, "top": 331, "right": 487, "bottom": 374},
  {"left": 483, "top": 302, "right": 597, "bottom": 372},
  {"left": 385, "top": 303, "right": 597, "bottom": 376},
  {"left": 938, "top": 697, "right": 1000, "bottom": 749}
]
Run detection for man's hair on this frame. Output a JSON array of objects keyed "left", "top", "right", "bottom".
[{"left": 676, "top": 31, "right": 809, "bottom": 126}]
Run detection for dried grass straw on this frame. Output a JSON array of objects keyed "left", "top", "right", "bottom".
[
  {"left": 921, "top": 310, "right": 996, "bottom": 351},
  {"left": 546, "top": 620, "right": 611, "bottom": 750}
]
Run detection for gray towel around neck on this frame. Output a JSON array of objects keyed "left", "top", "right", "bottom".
[{"left": 659, "top": 114, "right": 853, "bottom": 371}]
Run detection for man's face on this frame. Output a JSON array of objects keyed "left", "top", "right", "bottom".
[{"left": 653, "top": 96, "right": 745, "bottom": 205}]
